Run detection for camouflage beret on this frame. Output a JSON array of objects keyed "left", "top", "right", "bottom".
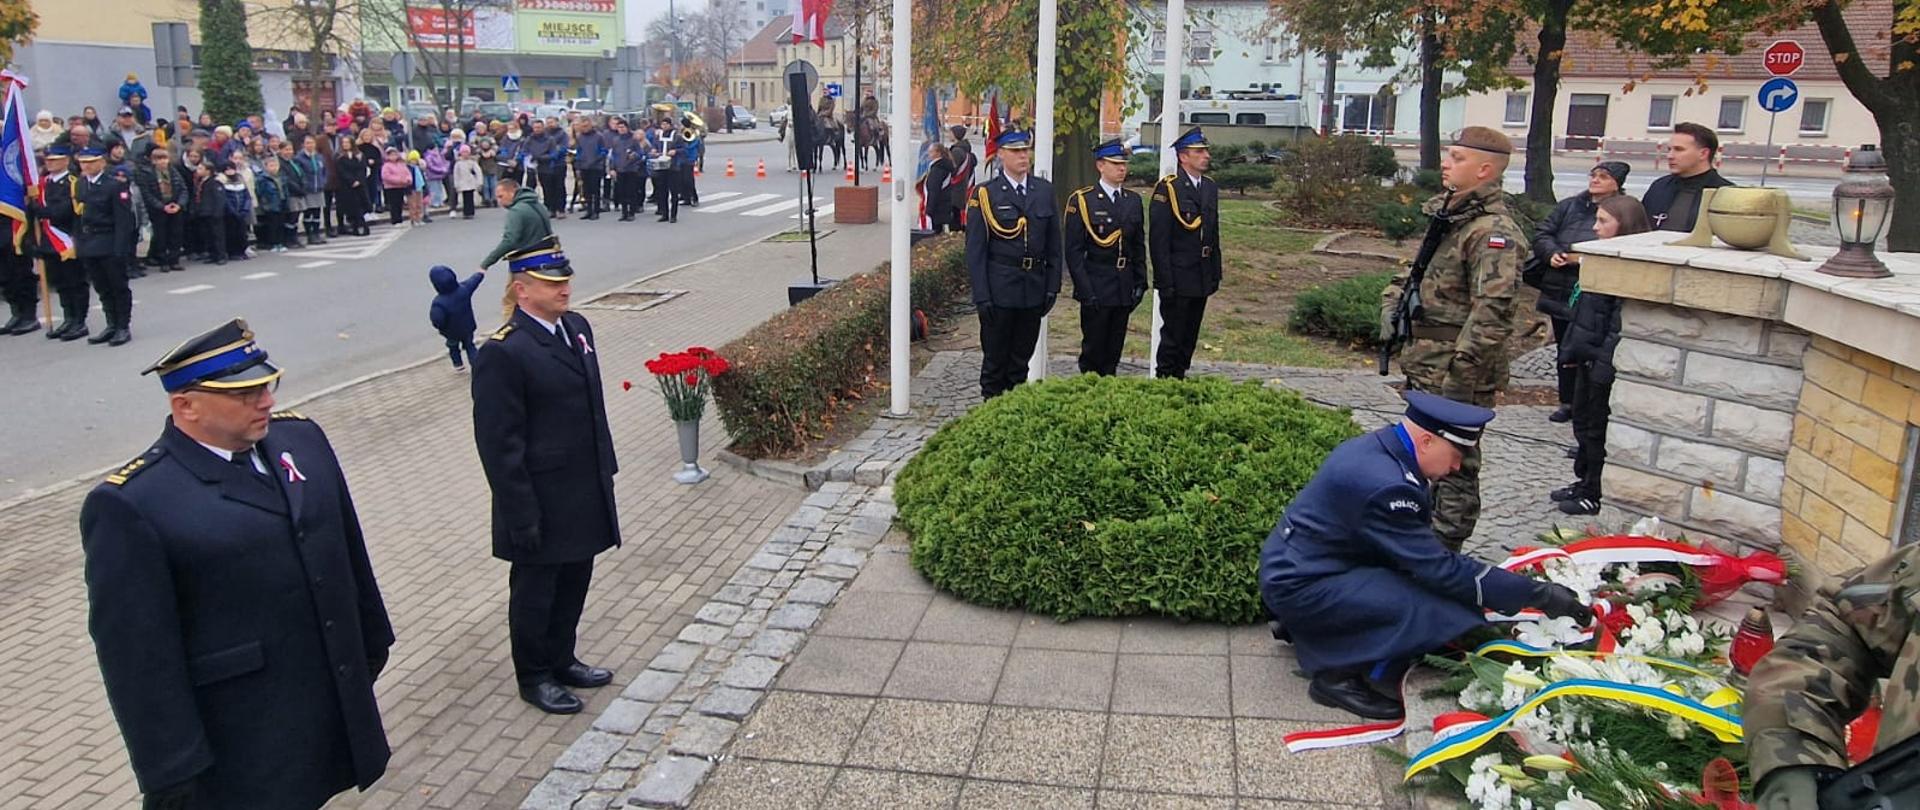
[{"left": 1453, "top": 126, "right": 1513, "bottom": 155}]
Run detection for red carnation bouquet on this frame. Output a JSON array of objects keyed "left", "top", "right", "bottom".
[{"left": 638, "top": 346, "right": 731, "bottom": 422}]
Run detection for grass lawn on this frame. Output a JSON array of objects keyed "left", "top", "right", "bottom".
[{"left": 1046, "top": 199, "right": 1404, "bottom": 370}]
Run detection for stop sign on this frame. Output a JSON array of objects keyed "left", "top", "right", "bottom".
[{"left": 1765, "top": 40, "right": 1805, "bottom": 77}]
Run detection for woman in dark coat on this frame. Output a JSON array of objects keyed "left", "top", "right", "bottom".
[
  {"left": 1529, "top": 160, "right": 1628, "bottom": 423},
  {"left": 332, "top": 135, "right": 371, "bottom": 237},
  {"left": 922, "top": 144, "right": 955, "bottom": 233},
  {"left": 1551, "top": 193, "right": 1650, "bottom": 516}
]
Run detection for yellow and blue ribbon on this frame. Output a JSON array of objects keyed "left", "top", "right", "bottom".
[{"left": 1472, "top": 640, "right": 1721, "bottom": 681}]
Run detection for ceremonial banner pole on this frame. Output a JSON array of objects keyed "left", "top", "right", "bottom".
[
  {"left": 1025, "top": 0, "right": 1058, "bottom": 382},
  {"left": 1150, "top": 0, "right": 1185, "bottom": 378},
  {"left": 887, "top": 0, "right": 913, "bottom": 416}
]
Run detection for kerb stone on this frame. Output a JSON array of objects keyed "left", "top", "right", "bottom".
[
  {"left": 767, "top": 603, "right": 822, "bottom": 630},
  {"left": 666, "top": 714, "right": 741, "bottom": 758},
  {"left": 621, "top": 669, "right": 685, "bottom": 703},
  {"left": 787, "top": 577, "right": 844, "bottom": 605},
  {"left": 592, "top": 699, "right": 656, "bottom": 735},
  {"left": 627, "top": 756, "right": 714, "bottom": 808},
  {"left": 521, "top": 769, "right": 595, "bottom": 810},
  {"left": 555, "top": 730, "right": 629, "bottom": 773},
  {"left": 695, "top": 686, "right": 764, "bottom": 719},
  {"left": 720, "top": 655, "right": 782, "bottom": 690}
]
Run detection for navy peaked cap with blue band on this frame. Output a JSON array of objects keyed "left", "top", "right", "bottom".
[
  {"left": 143, "top": 318, "right": 283, "bottom": 392},
  {"left": 1171, "top": 126, "right": 1208, "bottom": 150},
  {"left": 1403, "top": 390, "right": 1494, "bottom": 448},
  {"left": 995, "top": 129, "right": 1033, "bottom": 151},
  {"left": 1093, "top": 138, "right": 1129, "bottom": 162},
  {"left": 505, "top": 235, "right": 574, "bottom": 282}
]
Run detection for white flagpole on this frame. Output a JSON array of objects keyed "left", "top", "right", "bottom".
[
  {"left": 1150, "top": 0, "right": 1185, "bottom": 378},
  {"left": 1026, "top": 0, "right": 1059, "bottom": 382},
  {"left": 887, "top": 0, "right": 913, "bottom": 416}
]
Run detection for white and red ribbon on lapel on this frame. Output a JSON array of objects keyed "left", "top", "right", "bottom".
[
  {"left": 576, "top": 333, "right": 595, "bottom": 355},
  {"left": 279, "top": 451, "right": 308, "bottom": 483}
]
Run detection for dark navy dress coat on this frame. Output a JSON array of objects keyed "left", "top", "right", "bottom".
[
  {"left": 1258, "top": 425, "right": 1538, "bottom": 674},
  {"left": 471, "top": 308, "right": 621, "bottom": 564},
  {"left": 81, "top": 416, "right": 394, "bottom": 808}
]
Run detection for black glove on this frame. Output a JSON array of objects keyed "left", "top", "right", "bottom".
[
  {"left": 367, "top": 647, "right": 390, "bottom": 680},
  {"left": 1042, "top": 294, "right": 1058, "bottom": 315},
  {"left": 143, "top": 779, "right": 196, "bottom": 810},
  {"left": 1530, "top": 582, "right": 1593, "bottom": 625},
  {"left": 1755, "top": 766, "right": 1836, "bottom": 810},
  {"left": 509, "top": 525, "right": 543, "bottom": 554}
]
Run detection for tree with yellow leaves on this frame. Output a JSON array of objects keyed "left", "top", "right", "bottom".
[{"left": 0, "top": 0, "right": 39, "bottom": 67}]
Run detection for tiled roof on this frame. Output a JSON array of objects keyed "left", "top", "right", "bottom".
[
  {"left": 733, "top": 15, "right": 792, "bottom": 64},
  {"left": 1537, "top": 1, "right": 1893, "bottom": 82}
]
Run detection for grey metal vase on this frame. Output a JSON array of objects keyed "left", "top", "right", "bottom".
[{"left": 674, "top": 419, "right": 710, "bottom": 484}]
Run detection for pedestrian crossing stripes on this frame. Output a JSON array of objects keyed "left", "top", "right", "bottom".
[
  {"left": 741, "top": 197, "right": 823, "bottom": 217},
  {"left": 693, "top": 193, "right": 783, "bottom": 214},
  {"left": 293, "top": 225, "right": 409, "bottom": 262},
  {"left": 791, "top": 204, "right": 835, "bottom": 220},
  {"left": 168, "top": 284, "right": 214, "bottom": 295},
  {"left": 241, "top": 272, "right": 278, "bottom": 280}
]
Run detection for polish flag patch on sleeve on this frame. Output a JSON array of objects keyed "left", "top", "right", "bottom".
[{"left": 1487, "top": 235, "right": 1510, "bottom": 249}]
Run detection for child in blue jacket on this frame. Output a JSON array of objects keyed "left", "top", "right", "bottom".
[{"left": 428, "top": 265, "right": 486, "bottom": 369}]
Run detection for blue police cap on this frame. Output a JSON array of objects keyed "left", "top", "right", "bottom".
[
  {"left": 75, "top": 146, "right": 107, "bottom": 162},
  {"left": 1092, "top": 138, "right": 1128, "bottom": 163},
  {"left": 995, "top": 129, "right": 1033, "bottom": 151},
  {"left": 143, "top": 318, "right": 282, "bottom": 392},
  {"left": 45, "top": 144, "right": 72, "bottom": 158},
  {"left": 505, "top": 235, "right": 574, "bottom": 282},
  {"left": 1403, "top": 390, "right": 1494, "bottom": 448},
  {"left": 1171, "top": 126, "right": 1209, "bottom": 151}
]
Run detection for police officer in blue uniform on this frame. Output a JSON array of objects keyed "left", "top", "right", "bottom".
[
  {"left": 81, "top": 319, "right": 395, "bottom": 809},
  {"left": 965, "top": 127, "right": 1061, "bottom": 398},
  {"left": 1149, "top": 126, "right": 1222, "bottom": 379},
  {"left": 472, "top": 236, "right": 621, "bottom": 715},
  {"left": 1258, "top": 391, "right": 1592, "bottom": 720},
  {"left": 1065, "top": 138, "right": 1146, "bottom": 376},
  {"left": 74, "top": 145, "right": 139, "bottom": 346}
]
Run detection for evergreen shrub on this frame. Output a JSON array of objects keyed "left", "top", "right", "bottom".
[
  {"left": 1290, "top": 272, "right": 1395, "bottom": 345},
  {"left": 897, "top": 375, "right": 1360, "bottom": 623}
]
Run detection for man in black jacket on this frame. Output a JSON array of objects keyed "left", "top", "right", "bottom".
[
  {"left": 82, "top": 318, "right": 394, "bottom": 809},
  {"left": 472, "top": 237, "right": 621, "bottom": 715},
  {"left": 572, "top": 118, "right": 609, "bottom": 220},
  {"left": 1642, "top": 122, "right": 1733, "bottom": 232},
  {"left": 1149, "top": 126, "right": 1222, "bottom": 379},
  {"left": 136, "top": 144, "right": 190, "bottom": 273},
  {"left": 74, "top": 147, "right": 139, "bottom": 346},
  {"left": 1529, "top": 160, "right": 1626, "bottom": 421},
  {"left": 964, "top": 128, "right": 1061, "bottom": 398},
  {"left": 1065, "top": 138, "right": 1147, "bottom": 376}
]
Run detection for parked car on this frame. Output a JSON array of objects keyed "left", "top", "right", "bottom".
[
  {"left": 532, "top": 104, "right": 569, "bottom": 121},
  {"left": 568, "top": 98, "right": 604, "bottom": 113},
  {"left": 475, "top": 101, "right": 513, "bottom": 123},
  {"left": 727, "top": 105, "right": 756, "bottom": 129},
  {"left": 402, "top": 101, "right": 440, "bottom": 124},
  {"left": 769, "top": 105, "right": 790, "bottom": 127}
]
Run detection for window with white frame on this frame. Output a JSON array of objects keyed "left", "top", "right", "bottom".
[
  {"left": 1263, "top": 36, "right": 1289, "bottom": 64},
  {"left": 1189, "top": 28, "right": 1214, "bottom": 63},
  {"left": 1150, "top": 32, "right": 1165, "bottom": 64},
  {"left": 1648, "top": 96, "right": 1676, "bottom": 130},
  {"left": 1504, "top": 92, "right": 1529, "bottom": 125},
  {"left": 1717, "top": 96, "right": 1746, "bottom": 132},
  {"left": 1800, "top": 98, "right": 1830, "bottom": 135}
]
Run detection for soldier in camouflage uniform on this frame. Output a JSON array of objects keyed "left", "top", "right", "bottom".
[
  {"left": 1379, "top": 126, "right": 1530, "bottom": 552},
  {"left": 1745, "top": 543, "right": 1919, "bottom": 809}
]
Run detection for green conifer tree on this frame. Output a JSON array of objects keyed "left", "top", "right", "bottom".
[{"left": 198, "top": 0, "right": 263, "bottom": 125}]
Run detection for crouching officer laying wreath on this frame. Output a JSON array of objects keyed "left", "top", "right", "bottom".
[
  {"left": 473, "top": 236, "right": 621, "bottom": 715},
  {"left": 1065, "top": 138, "right": 1146, "bottom": 376},
  {"left": 965, "top": 127, "right": 1061, "bottom": 399},
  {"left": 81, "top": 318, "right": 395, "bottom": 809},
  {"left": 1258, "top": 391, "right": 1592, "bottom": 721},
  {"left": 1379, "top": 126, "right": 1530, "bottom": 552},
  {"left": 1744, "top": 542, "right": 1920, "bottom": 810}
]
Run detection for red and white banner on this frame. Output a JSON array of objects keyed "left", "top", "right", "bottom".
[
  {"left": 793, "top": 0, "right": 833, "bottom": 48},
  {"left": 406, "top": 6, "right": 514, "bottom": 50}
]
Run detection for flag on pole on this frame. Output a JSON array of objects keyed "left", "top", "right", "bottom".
[
  {"left": 913, "top": 87, "right": 941, "bottom": 230},
  {"left": 793, "top": 0, "right": 833, "bottom": 48},
  {"left": 0, "top": 70, "right": 38, "bottom": 252},
  {"left": 982, "top": 93, "right": 1003, "bottom": 164}
]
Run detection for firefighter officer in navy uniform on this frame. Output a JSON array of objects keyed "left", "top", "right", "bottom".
[
  {"left": 1, "top": 162, "right": 41, "bottom": 336},
  {"left": 1257, "top": 391, "right": 1592, "bottom": 720},
  {"left": 965, "top": 127, "right": 1062, "bottom": 399},
  {"left": 471, "top": 236, "right": 621, "bottom": 715},
  {"left": 74, "top": 145, "right": 139, "bottom": 346},
  {"left": 35, "top": 145, "right": 91, "bottom": 341},
  {"left": 1148, "top": 126, "right": 1222, "bottom": 379},
  {"left": 80, "top": 318, "right": 395, "bottom": 809},
  {"left": 1065, "top": 138, "right": 1147, "bottom": 376}
]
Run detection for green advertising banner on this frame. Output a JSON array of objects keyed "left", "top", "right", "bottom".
[{"left": 516, "top": 11, "right": 614, "bottom": 55}]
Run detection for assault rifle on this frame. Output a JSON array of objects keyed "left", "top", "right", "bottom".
[
  {"left": 1820, "top": 730, "right": 1920, "bottom": 809},
  {"left": 1378, "top": 194, "right": 1454, "bottom": 376}
]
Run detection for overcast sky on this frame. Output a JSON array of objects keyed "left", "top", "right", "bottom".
[{"left": 623, "top": 0, "right": 683, "bottom": 44}]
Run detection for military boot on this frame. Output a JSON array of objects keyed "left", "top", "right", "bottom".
[{"left": 55, "top": 295, "right": 88, "bottom": 341}]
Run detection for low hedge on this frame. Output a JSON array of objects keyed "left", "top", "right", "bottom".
[
  {"left": 896, "top": 375, "right": 1360, "bottom": 623},
  {"left": 713, "top": 234, "right": 969, "bottom": 456},
  {"left": 1289, "top": 272, "right": 1395, "bottom": 346}
]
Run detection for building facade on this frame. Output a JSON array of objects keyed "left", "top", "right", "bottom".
[
  {"left": 359, "top": 0, "right": 626, "bottom": 109},
  {"left": 727, "top": 17, "right": 855, "bottom": 116}
]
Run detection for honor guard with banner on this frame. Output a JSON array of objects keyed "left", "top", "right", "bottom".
[
  {"left": 1378, "top": 126, "right": 1529, "bottom": 551},
  {"left": 472, "top": 236, "right": 621, "bottom": 715},
  {"left": 81, "top": 319, "right": 395, "bottom": 809},
  {"left": 74, "top": 145, "right": 139, "bottom": 346},
  {"left": 0, "top": 178, "right": 37, "bottom": 336},
  {"left": 1149, "top": 127, "right": 1222, "bottom": 379},
  {"left": 1064, "top": 138, "right": 1146, "bottom": 376},
  {"left": 35, "top": 145, "right": 90, "bottom": 341},
  {"left": 965, "top": 128, "right": 1061, "bottom": 399},
  {"left": 1259, "top": 391, "right": 1591, "bottom": 720}
]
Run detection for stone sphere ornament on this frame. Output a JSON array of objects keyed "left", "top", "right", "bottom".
[{"left": 1668, "top": 186, "right": 1809, "bottom": 261}]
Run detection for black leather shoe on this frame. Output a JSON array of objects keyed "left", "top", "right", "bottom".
[
  {"left": 108, "top": 327, "right": 131, "bottom": 346},
  {"left": 86, "top": 327, "right": 112, "bottom": 344},
  {"left": 1309, "top": 671, "right": 1404, "bottom": 721},
  {"left": 518, "top": 680, "right": 584, "bottom": 715},
  {"left": 555, "top": 662, "right": 614, "bottom": 689},
  {"left": 1548, "top": 404, "right": 1572, "bottom": 423}
]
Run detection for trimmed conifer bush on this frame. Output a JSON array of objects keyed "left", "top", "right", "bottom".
[{"left": 896, "top": 375, "right": 1360, "bottom": 623}]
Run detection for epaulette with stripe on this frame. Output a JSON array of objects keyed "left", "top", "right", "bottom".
[
  {"left": 104, "top": 446, "right": 164, "bottom": 486},
  {"left": 270, "top": 410, "right": 309, "bottom": 421},
  {"left": 489, "top": 322, "right": 516, "bottom": 341}
]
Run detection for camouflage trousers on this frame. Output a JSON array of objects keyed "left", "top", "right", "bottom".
[{"left": 1401, "top": 337, "right": 1501, "bottom": 553}]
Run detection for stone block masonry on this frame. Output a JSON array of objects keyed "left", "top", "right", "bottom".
[
  {"left": 1601, "top": 298, "right": 1803, "bottom": 551},
  {"left": 1780, "top": 336, "right": 1920, "bottom": 573}
]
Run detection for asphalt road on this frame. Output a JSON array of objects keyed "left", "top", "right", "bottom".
[{"left": 0, "top": 137, "right": 852, "bottom": 501}]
